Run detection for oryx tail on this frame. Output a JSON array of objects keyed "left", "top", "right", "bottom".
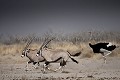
[{"left": 67, "top": 51, "right": 81, "bottom": 64}]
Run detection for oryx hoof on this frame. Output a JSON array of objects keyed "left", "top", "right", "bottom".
[
  {"left": 34, "top": 66, "right": 39, "bottom": 69},
  {"left": 41, "top": 70, "right": 47, "bottom": 74},
  {"left": 25, "top": 68, "right": 31, "bottom": 71},
  {"left": 35, "top": 67, "right": 39, "bottom": 69},
  {"left": 104, "top": 62, "right": 107, "bottom": 64},
  {"left": 54, "top": 69, "right": 58, "bottom": 72},
  {"left": 43, "top": 72, "right": 47, "bottom": 74},
  {"left": 61, "top": 71, "right": 70, "bottom": 73},
  {"left": 53, "top": 70, "right": 57, "bottom": 72},
  {"left": 25, "top": 69, "right": 29, "bottom": 71}
]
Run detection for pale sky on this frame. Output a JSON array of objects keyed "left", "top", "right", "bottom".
[{"left": 0, "top": 0, "right": 120, "bottom": 35}]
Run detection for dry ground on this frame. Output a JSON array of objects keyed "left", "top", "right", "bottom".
[
  {"left": 0, "top": 42, "right": 120, "bottom": 80},
  {"left": 0, "top": 57, "right": 120, "bottom": 80}
]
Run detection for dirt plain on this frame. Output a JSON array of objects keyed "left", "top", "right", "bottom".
[{"left": 0, "top": 56, "right": 120, "bottom": 80}]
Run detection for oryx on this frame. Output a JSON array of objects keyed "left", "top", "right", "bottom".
[
  {"left": 21, "top": 37, "right": 45, "bottom": 70},
  {"left": 36, "top": 38, "right": 81, "bottom": 72}
]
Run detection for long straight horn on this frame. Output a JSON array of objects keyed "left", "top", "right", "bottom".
[
  {"left": 38, "top": 37, "right": 55, "bottom": 51},
  {"left": 38, "top": 37, "right": 49, "bottom": 51},
  {"left": 24, "top": 36, "right": 35, "bottom": 50},
  {"left": 43, "top": 38, "right": 55, "bottom": 48}
]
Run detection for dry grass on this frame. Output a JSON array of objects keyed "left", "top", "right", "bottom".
[
  {"left": 51, "top": 42, "right": 80, "bottom": 51},
  {"left": 0, "top": 41, "right": 120, "bottom": 64}
]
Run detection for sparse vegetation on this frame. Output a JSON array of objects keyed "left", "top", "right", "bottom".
[
  {"left": 0, "top": 31, "right": 120, "bottom": 80},
  {"left": 0, "top": 31, "right": 120, "bottom": 63}
]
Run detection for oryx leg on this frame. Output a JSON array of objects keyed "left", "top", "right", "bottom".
[
  {"left": 43, "top": 63, "right": 47, "bottom": 72},
  {"left": 43, "top": 61, "right": 52, "bottom": 72},
  {"left": 37, "top": 62, "right": 40, "bottom": 66},
  {"left": 37, "top": 59, "right": 45, "bottom": 66},
  {"left": 33, "top": 62, "right": 38, "bottom": 69},
  {"left": 54, "top": 59, "right": 66, "bottom": 72},
  {"left": 25, "top": 61, "right": 32, "bottom": 71},
  {"left": 54, "top": 66, "right": 63, "bottom": 72}
]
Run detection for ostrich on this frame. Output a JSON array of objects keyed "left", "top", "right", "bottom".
[{"left": 89, "top": 42, "right": 117, "bottom": 63}]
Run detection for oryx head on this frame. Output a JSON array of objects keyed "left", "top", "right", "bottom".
[
  {"left": 21, "top": 49, "right": 31, "bottom": 57},
  {"left": 36, "top": 38, "right": 54, "bottom": 57},
  {"left": 21, "top": 37, "right": 34, "bottom": 58}
]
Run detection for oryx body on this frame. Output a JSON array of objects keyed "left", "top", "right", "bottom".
[
  {"left": 41, "top": 49, "right": 69, "bottom": 62},
  {"left": 37, "top": 48, "right": 81, "bottom": 72},
  {"left": 21, "top": 37, "right": 45, "bottom": 70},
  {"left": 21, "top": 49, "right": 45, "bottom": 70}
]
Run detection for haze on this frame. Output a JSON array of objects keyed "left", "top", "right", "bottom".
[{"left": 0, "top": 0, "right": 120, "bottom": 35}]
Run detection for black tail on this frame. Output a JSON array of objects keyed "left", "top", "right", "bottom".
[
  {"left": 67, "top": 51, "right": 79, "bottom": 64},
  {"left": 67, "top": 51, "right": 81, "bottom": 57},
  {"left": 70, "top": 57, "right": 78, "bottom": 64}
]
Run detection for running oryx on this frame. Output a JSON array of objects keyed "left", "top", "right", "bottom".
[
  {"left": 36, "top": 38, "right": 81, "bottom": 73},
  {"left": 21, "top": 37, "right": 45, "bottom": 71},
  {"left": 89, "top": 42, "right": 118, "bottom": 63}
]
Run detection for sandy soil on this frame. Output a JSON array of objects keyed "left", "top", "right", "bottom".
[{"left": 0, "top": 57, "right": 120, "bottom": 80}]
